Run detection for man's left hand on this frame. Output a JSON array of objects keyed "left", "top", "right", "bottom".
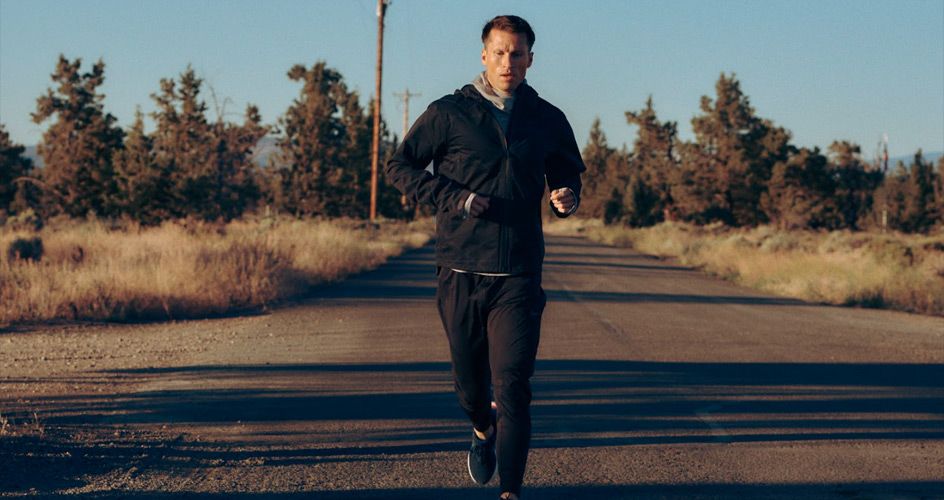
[{"left": 550, "top": 188, "right": 576, "bottom": 213}]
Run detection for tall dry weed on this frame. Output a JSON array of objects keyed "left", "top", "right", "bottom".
[
  {"left": 0, "top": 217, "right": 432, "bottom": 325},
  {"left": 544, "top": 218, "right": 944, "bottom": 316}
]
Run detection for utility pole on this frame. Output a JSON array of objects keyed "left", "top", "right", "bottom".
[
  {"left": 394, "top": 87, "right": 421, "bottom": 138},
  {"left": 394, "top": 88, "right": 421, "bottom": 216},
  {"left": 369, "top": 0, "right": 390, "bottom": 223}
]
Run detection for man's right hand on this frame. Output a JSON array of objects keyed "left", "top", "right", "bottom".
[{"left": 462, "top": 193, "right": 490, "bottom": 218}]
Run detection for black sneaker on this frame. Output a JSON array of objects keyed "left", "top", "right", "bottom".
[{"left": 468, "top": 417, "right": 497, "bottom": 484}]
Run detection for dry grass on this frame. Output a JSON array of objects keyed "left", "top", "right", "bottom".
[
  {"left": 545, "top": 218, "right": 944, "bottom": 316},
  {"left": 0, "top": 410, "right": 45, "bottom": 438},
  {"left": 1, "top": 216, "right": 433, "bottom": 326}
]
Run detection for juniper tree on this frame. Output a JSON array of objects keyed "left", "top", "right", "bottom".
[
  {"left": 901, "top": 150, "right": 936, "bottom": 232},
  {"left": 274, "top": 62, "right": 347, "bottom": 217},
  {"left": 621, "top": 172, "right": 660, "bottom": 227},
  {"left": 625, "top": 96, "right": 678, "bottom": 224},
  {"left": 32, "top": 55, "right": 124, "bottom": 217},
  {"left": 332, "top": 91, "right": 372, "bottom": 218},
  {"left": 113, "top": 109, "right": 174, "bottom": 223},
  {"left": 677, "top": 73, "right": 790, "bottom": 226},
  {"left": 871, "top": 161, "right": 910, "bottom": 231},
  {"left": 579, "top": 118, "right": 616, "bottom": 219},
  {"left": 761, "top": 147, "right": 838, "bottom": 229},
  {"left": 672, "top": 140, "right": 728, "bottom": 224},
  {"left": 827, "top": 141, "right": 883, "bottom": 230},
  {"left": 150, "top": 66, "right": 266, "bottom": 220},
  {"left": 0, "top": 124, "right": 34, "bottom": 216},
  {"left": 150, "top": 66, "right": 213, "bottom": 218},
  {"left": 601, "top": 146, "right": 632, "bottom": 225},
  {"left": 208, "top": 104, "right": 269, "bottom": 220}
]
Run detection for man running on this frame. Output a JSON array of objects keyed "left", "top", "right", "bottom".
[{"left": 385, "top": 14, "right": 584, "bottom": 499}]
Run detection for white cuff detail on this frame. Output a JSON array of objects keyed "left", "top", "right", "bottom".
[{"left": 463, "top": 192, "right": 477, "bottom": 215}]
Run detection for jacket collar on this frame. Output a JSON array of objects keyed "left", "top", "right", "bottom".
[{"left": 458, "top": 82, "right": 538, "bottom": 113}]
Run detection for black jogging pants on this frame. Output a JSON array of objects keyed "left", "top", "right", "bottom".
[{"left": 435, "top": 267, "right": 546, "bottom": 496}]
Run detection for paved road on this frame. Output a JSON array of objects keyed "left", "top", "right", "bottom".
[{"left": 2, "top": 235, "right": 943, "bottom": 498}]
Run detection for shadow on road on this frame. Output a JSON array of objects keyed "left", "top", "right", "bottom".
[
  {"left": 28, "top": 360, "right": 944, "bottom": 435},
  {"left": 309, "top": 244, "right": 807, "bottom": 306},
  {"left": 4, "top": 359, "right": 942, "bottom": 495}
]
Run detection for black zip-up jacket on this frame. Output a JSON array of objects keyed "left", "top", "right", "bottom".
[{"left": 385, "top": 82, "right": 585, "bottom": 274}]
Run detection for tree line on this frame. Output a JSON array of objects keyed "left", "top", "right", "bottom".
[
  {"left": 0, "top": 55, "right": 407, "bottom": 225},
  {"left": 1, "top": 59, "right": 941, "bottom": 233},
  {"left": 579, "top": 74, "right": 942, "bottom": 233}
]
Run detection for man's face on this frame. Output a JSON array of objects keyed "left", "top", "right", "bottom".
[{"left": 481, "top": 29, "right": 533, "bottom": 93}]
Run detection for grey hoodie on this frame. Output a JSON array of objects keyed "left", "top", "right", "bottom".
[{"left": 472, "top": 72, "right": 520, "bottom": 135}]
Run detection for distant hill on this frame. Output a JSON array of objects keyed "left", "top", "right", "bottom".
[
  {"left": 888, "top": 151, "right": 942, "bottom": 168},
  {"left": 22, "top": 142, "right": 942, "bottom": 171}
]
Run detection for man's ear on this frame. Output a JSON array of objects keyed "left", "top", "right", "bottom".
[
  {"left": 527, "top": 52, "right": 534, "bottom": 68},
  {"left": 481, "top": 48, "right": 487, "bottom": 67}
]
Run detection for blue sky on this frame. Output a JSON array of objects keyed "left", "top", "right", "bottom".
[{"left": 1, "top": 0, "right": 942, "bottom": 159}]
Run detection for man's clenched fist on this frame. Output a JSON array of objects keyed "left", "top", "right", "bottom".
[{"left": 550, "top": 188, "right": 576, "bottom": 214}]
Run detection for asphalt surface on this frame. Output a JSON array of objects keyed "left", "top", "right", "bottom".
[{"left": 1, "top": 235, "right": 943, "bottom": 499}]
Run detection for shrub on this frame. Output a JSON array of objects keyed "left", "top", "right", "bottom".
[{"left": 7, "top": 237, "right": 43, "bottom": 262}]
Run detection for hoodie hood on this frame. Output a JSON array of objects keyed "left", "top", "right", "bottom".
[{"left": 471, "top": 72, "right": 522, "bottom": 112}]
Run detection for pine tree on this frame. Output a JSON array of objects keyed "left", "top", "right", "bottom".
[
  {"left": 332, "top": 92, "right": 372, "bottom": 218},
  {"left": 871, "top": 161, "right": 910, "bottom": 232},
  {"left": 672, "top": 140, "right": 727, "bottom": 223},
  {"left": 762, "top": 147, "right": 837, "bottom": 229},
  {"left": 679, "top": 73, "right": 790, "bottom": 226},
  {"left": 625, "top": 96, "right": 678, "bottom": 225},
  {"left": 113, "top": 109, "right": 174, "bottom": 223},
  {"left": 149, "top": 66, "right": 266, "bottom": 221},
  {"left": 0, "top": 124, "right": 34, "bottom": 216},
  {"left": 32, "top": 55, "right": 124, "bottom": 217},
  {"left": 601, "top": 147, "right": 633, "bottom": 224},
  {"left": 207, "top": 104, "right": 269, "bottom": 220},
  {"left": 271, "top": 61, "right": 386, "bottom": 218},
  {"left": 579, "top": 118, "right": 615, "bottom": 219},
  {"left": 150, "top": 66, "right": 214, "bottom": 219},
  {"left": 274, "top": 62, "right": 345, "bottom": 217},
  {"left": 622, "top": 172, "right": 660, "bottom": 227},
  {"left": 901, "top": 150, "right": 936, "bottom": 232},
  {"left": 827, "top": 141, "right": 883, "bottom": 230}
]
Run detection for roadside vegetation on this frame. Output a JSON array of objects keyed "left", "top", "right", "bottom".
[
  {"left": 0, "top": 216, "right": 432, "bottom": 326},
  {"left": 1, "top": 55, "right": 941, "bottom": 324},
  {"left": 545, "top": 217, "right": 944, "bottom": 316}
]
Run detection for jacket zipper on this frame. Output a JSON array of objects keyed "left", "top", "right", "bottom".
[{"left": 488, "top": 108, "right": 510, "bottom": 273}]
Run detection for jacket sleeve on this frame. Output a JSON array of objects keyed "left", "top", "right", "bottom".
[
  {"left": 546, "top": 112, "right": 586, "bottom": 218},
  {"left": 384, "top": 102, "right": 472, "bottom": 214}
]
